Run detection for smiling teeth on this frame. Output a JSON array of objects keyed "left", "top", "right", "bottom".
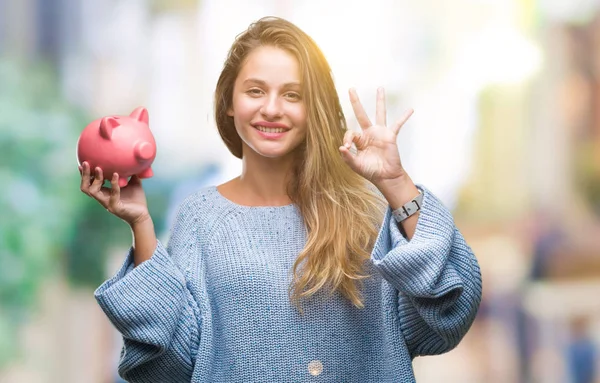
[{"left": 256, "top": 126, "right": 285, "bottom": 133}]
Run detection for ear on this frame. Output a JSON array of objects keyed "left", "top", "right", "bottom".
[
  {"left": 99, "top": 117, "right": 120, "bottom": 140},
  {"left": 227, "top": 107, "right": 234, "bottom": 117},
  {"left": 130, "top": 106, "right": 149, "bottom": 124}
]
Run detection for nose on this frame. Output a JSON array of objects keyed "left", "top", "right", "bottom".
[{"left": 260, "top": 94, "right": 283, "bottom": 119}]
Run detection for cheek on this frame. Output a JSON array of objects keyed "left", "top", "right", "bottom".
[
  {"left": 290, "top": 104, "right": 307, "bottom": 129},
  {"left": 231, "top": 98, "right": 255, "bottom": 125}
]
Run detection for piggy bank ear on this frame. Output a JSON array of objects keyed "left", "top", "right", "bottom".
[
  {"left": 130, "top": 107, "right": 149, "bottom": 125},
  {"left": 99, "top": 117, "right": 120, "bottom": 140}
]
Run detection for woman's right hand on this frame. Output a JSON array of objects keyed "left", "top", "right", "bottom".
[{"left": 79, "top": 161, "right": 151, "bottom": 227}]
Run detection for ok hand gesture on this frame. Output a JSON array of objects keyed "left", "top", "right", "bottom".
[{"left": 339, "top": 87, "right": 413, "bottom": 187}]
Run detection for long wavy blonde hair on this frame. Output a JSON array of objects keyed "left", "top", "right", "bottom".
[{"left": 214, "top": 17, "right": 387, "bottom": 310}]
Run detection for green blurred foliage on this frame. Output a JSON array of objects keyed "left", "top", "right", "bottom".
[
  {"left": 0, "top": 58, "right": 99, "bottom": 366},
  {"left": 0, "top": 58, "right": 173, "bottom": 368},
  {"left": 0, "top": 58, "right": 91, "bottom": 365}
]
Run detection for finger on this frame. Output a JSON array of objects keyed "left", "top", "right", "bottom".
[
  {"left": 89, "top": 167, "right": 108, "bottom": 204},
  {"left": 342, "top": 129, "right": 358, "bottom": 148},
  {"left": 343, "top": 129, "right": 363, "bottom": 154},
  {"left": 108, "top": 173, "right": 121, "bottom": 212},
  {"left": 80, "top": 162, "right": 91, "bottom": 194},
  {"left": 375, "top": 87, "right": 386, "bottom": 127},
  {"left": 339, "top": 145, "right": 359, "bottom": 170},
  {"left": 391, "top": 108, "right": 414, "bottom": 135},
  {"left": 349, "top": 88, "right": 372, "bottom": 130}
]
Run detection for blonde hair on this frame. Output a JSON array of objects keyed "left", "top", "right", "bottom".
[{"left": 214, "top": 17, "right": 386, "bottom": 310}]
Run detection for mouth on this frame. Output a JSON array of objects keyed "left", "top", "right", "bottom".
[
  {"left": 254, "top": 125, "right": 288, "bottom": 134},
  {"left": 252, "top": 122, "right": 290, "bottom": 134}
]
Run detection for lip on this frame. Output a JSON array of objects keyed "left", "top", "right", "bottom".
[
  {"left": 252, "top": 121, "right": 291, "bottom": 130},
  {"left": 252, "top": 121, "right": 290, "bottom": 139}
]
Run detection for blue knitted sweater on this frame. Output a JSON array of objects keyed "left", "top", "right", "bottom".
[{"left": 95, "top": 184, "right": 482, "bottom": 382}]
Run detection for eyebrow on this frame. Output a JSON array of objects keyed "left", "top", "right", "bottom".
[{"left": 242, "top": 78, "right": 301, "bottom": 88}]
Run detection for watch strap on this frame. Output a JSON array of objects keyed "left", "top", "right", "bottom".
[{"left": 391, "top": 191, "right": 424, "bottom": 223}]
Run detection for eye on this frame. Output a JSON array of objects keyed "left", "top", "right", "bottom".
[
  {"left": 284, "top": 92, "right": 302, "bottom": 101},
  {"left": 246, "top": 88, "right": 264, "bottom": 96}
]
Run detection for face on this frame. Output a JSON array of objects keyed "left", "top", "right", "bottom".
[{"left": 228, "top": 45, "right": 307, "bottom": 160}]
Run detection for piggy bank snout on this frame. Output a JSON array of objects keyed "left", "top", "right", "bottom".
[{"left": 135, "top": 141, "right": 156, "bottom": 161}]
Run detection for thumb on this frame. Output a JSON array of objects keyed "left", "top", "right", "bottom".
[{"left": 339, "top": 145, "right": 359, "bottom": 171}]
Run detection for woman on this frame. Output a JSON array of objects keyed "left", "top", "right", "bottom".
[{"left": 80, "top": 16, "right": 482, "bottom": 383}]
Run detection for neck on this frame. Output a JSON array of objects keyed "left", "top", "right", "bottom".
[{"left": 236, "top": 148, "right": 297, "bottom": 206}]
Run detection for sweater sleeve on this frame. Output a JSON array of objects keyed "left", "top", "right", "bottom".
[
  {"left": 94, "top": 198, "right": 202, "bottom": 382},
  {"left": 371, "top": 185, "right": 482, "bottom": 358}
]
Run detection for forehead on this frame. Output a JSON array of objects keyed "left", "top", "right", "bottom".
[{"left": 237, "top": 45, "right": 301, "bottom": 85}]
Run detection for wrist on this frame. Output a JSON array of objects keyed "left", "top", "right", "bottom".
[
  {"left": 130, "top": 214, "right": 153, "bottom": 231},
  {"left": 130, "top": 215, "right": 157, "bottom": 267},
  {"left": 375, "top": 175, "right": 419, "bottom": 210}
]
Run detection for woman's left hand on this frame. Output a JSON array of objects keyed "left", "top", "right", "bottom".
[{"left": 340, "top": 87, "right": 413, "bottom": 186}]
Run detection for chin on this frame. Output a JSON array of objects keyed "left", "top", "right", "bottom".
[
  {"left": 256, "top": 148, "right": 294, "bottom": 159},
  {"left": 249, "top": 142, "right": 301, "bottom": 159}
]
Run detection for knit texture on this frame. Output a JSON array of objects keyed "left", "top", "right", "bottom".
[{"left": 95, "top": 184, "right": 482, "bottom": 382}]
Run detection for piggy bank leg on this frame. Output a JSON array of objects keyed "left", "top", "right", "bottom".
[
  {"left": 118, "top": 177, "right": 129, "bottom": 188},
  {"left": 137, "top": 167, "right": 154, "bottom": 179}
]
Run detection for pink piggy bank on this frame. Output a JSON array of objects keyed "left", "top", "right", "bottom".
[{"left": 77, "top": 106, "right": 156, "bottom": 187}]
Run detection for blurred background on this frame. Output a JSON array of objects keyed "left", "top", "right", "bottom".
[{"left": 1, "top": 0, "right": 600, "bottom": 382}]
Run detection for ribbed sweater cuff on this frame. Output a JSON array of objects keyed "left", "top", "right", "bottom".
[
  {"left": 94, "top": 240, "right": 187, "bottom": 348},
  {"left": 371, "top": 185, "right": 463, "bottom": 298}
]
